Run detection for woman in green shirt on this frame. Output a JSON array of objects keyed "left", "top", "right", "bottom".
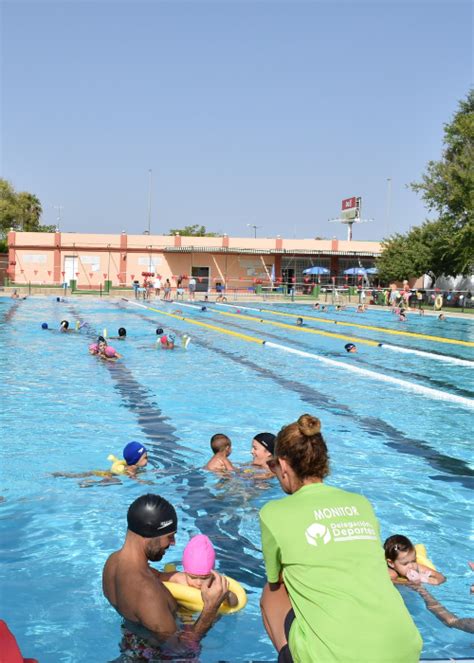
[{"left": 259, "top": 414, "right": 423, "bottom": 663}]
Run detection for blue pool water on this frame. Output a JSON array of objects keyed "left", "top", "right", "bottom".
[{"left": 0, "top": 296, "right": 472, "bottom": 662}]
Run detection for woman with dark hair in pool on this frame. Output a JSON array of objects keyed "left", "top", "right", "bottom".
[{"left": 259, "top": 414, "right": 422, "bottom": 663}]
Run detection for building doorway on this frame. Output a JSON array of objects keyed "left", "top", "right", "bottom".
[
  {"left": 281, "top": 267, "right": 295, "bottom": 293},
  {"left": 64, "top": 256, "right": 78, "bottom": 285},
  {"left": 191, "top": 266, "right": 210, "bottom": 292}
]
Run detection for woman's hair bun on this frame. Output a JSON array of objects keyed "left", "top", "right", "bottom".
[{"left": 297, "top": 414, "right": 321, "bottom": 437}]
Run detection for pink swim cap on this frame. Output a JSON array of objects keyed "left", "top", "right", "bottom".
[
  {"left": 89, "top": 343, "right": 98, "bottom": 352},
  {"left": 104, "top": 346, "right": 116, "bottom": 358},
  {"left": 160, "top": 335, "right": 168, "bottom": 345},
  {"left": 182, "top": 535, "right": 216, "bottom": 576}
]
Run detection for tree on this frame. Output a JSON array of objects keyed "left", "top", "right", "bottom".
[
  {"left": 0, "top": 178, "right": 55, "bottom": 237},
  {"left": 377, "top": 219, "right": 448, "bottom": 282},
  {"left": 410, "top": 90, "right": 474, "bottom": 275},
  {"left": 0, "top": 180, "right": 18, "bottom": 236},
  {"left": 167, "top": 224, "right": 221, "bottom": 237},
  {"left": 378, "top": 90, "right": 474, "bottom": 280}
]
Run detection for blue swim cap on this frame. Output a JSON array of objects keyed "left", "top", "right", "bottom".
[
  {"left": 201, "top": 306, "right": 207, "bottom": 311},
  {"left": 123, "top": 441, "right": 147, "bottom": 466},
  {"left": 41, "top": 323, "right": 48, "bottom": 329}
]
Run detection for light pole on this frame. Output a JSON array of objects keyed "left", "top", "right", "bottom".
[
  {"left": 247, "top": 223, "right": 262, "bottom": 238},
  {"left": 147, "top": 169, "right": 152, "bottom": 235},
  {"left": 53, "top": 205, "right": 63, "bottom": 231}
]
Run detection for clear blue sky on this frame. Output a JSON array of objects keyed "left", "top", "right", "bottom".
[{"left": 1, "top": 0, "right": 472, "bottom": 240}]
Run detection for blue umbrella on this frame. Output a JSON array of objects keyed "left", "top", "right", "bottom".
[
  {"left": 366, "top": 267, "right": 379, "bottom": 275},
  {"left": 303, "top": 266, "right": 330, "bottom": 275},
  {"left": 344, "top": 267, "right": 367, "bottom": 276}
]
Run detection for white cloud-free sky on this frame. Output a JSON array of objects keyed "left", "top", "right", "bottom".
[{"left": 2, "top": 0, "right": 472, "bottom": 240}]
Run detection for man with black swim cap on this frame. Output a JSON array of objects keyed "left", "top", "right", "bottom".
[
  {"left": 103, "top": 494, "right": 229, "bottom": 655},
  {"left": 127, "top": 494, "right": 177, "bottom": 546}
]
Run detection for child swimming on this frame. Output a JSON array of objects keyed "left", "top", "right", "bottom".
[
  {"left": 162, "top": 534, "right": 238, "bottom": 608},
  {"left": 383, "top": 535, "right": 445, "bottom": 585},
  {"left": 52, "top": 441, "right": 148, "bottom": 483},
  {"left": 204, "top": 434, "right": 235, "bottom": 473}
]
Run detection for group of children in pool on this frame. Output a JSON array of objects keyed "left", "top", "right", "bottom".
[
  {"left": 107, "top": 437, "right": 448, "bottom": 593},
  {"left": 41, "top": 317, "right": 191, "bottom": 358}
]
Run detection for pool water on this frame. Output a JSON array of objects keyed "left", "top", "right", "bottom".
[{"left": 0, "top": 296, "right": 472, "bottom": 662}]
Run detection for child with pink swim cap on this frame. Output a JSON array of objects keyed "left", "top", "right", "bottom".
[{"left": 163, "top": 535, "right": 238, "bottom": 607}]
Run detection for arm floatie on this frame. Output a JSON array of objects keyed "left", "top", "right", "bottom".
[
  {"left": 107, "top": 454, "right": 127, "bottom": 475},
  {"left": 163, "top": 575, "right": 247, "bottom": 615}
]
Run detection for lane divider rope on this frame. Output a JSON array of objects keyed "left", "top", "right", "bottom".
[
  {"left": 217, "top": 302, "right": 474, "bottom": 348},
  {"left": 123, "top": 299, "right": 473, "bottom": 409},
  {"left": 123, "top": 299, "right": 265, "bottom": 345},
  {"left": 264, "top": 342, "right": 473, "bottom": 409},
  {"left": 172, "top": 300, "right": 378, "bottom": 347}
]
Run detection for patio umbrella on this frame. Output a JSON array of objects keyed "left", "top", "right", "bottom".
[
  {"left": 366, "top": 267, "right": 379, "bottom": 275},
  {"left": 344, "top": 267, "right": 367, "bottom": 276},
  {"left": 303, "top": 266, "right": 330, "bottom": 275}
]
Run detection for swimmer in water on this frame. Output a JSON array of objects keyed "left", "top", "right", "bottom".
[
  {"left": 60, "top": 320, "right": 70, "bottom": 332},
  {"left": 160, "top": 534, "right": 238, "bottom": 608},
  {"left": 99, "top": 340, "right": 122, "bottom": 361},
  {"left": 296, "top": 317, "right": 303, "bottom": 326},
  {"left": 384, "top": 535, "right": 445, "bottom": 585},
  {"left": 438, "top": 314, "right": 446, "bottom": 321},
  {"left": 89, "top": 336, "right": 122, "bottom": 360},
  {"left": 159, "top": 333, "right": 175, "bottom": 350},
  {"left": 89, "top": 335, "right": 105, "bottom": 354},
  {"left": 248, "top": 432, "right": 276, "bottom": 479},
  {"left": 109, "top": 327, "right": 127, "bottom": 340},
  {"left": 102, "top": 495, "right": 229, "bottom": 657},
  {"left": 204, "top": 434, "right": 235, "bottom": 473},
  {"left": 344, "top": 343, "right": 357, "bottom": 353},
  {"left": 52, "top": 441, "right": 148, "bottom": 483}
]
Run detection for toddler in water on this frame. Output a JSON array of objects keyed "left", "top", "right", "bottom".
[
  {"left": 164, "top": 535, "right": 238, "bottom": 608},
  {"left": 384, "top": 535, "right": 446, "bottom": 585},
  {"left": 204, "top": 434, "right": 235, "bottom": 473},
  {"left": 52, "top": 441, "right": 148, "bottom": 483}
]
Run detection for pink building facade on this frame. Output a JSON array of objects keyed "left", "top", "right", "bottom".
[{"left": 6, "top": 231, "right": 381, "bottom": 290}]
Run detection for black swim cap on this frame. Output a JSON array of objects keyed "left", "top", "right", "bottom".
[
  {"left": 60, "top": 320, "right": 69, "bottom": 329},
  {"left": 97, "top": 335, "right": 106, "bottom": 343},
  {"left": 345, "top": 343, "right": 356, "bottom": 352},
  {"left": 118, "top": 327, "right": 126, "bottom": 337},
  {"left": 254, "top": 432, "right": 276, "bottom": 455},
  {"left": 156, "top": 327, "right": 164, "bottom": 335},
  {"left": 127, "top": 494, "right": 177, "bottom": 538}
]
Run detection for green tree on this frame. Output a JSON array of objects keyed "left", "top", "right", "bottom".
[
  {"left": 410, "top": 89, "right": 474, "bottom": 275},
  {"left": 16, "top": 192, "right": 43, "bottom": 231},
  {"left": 167, "top": 224, "right": 221, "bottom": 237},
  {"left": 0, "top": 179, "right": 19, "bottom": 236},
  {"left": 0, "top": 178, "right": 55, "bottom": 237},
  {"left": 377, "top": 219, "right": 448, "bottom": 282},
  {"left": 378, "top": 90, "right": 474, "bottom": 280}
]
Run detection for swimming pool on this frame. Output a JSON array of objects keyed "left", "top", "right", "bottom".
[{"left": 0, "top": 296, "right": 472, "bottom": 662}]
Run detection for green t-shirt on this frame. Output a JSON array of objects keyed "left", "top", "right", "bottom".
[{"left": 260, "top": 483, "right": 422, "bottom": 663}]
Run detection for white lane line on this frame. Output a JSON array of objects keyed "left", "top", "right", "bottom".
[
  {"left": 381, "top": 343, "right": 474, "bottom": 368},
  {"left": 265, "top": 342, "right": 474, "bottom": 409}
]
